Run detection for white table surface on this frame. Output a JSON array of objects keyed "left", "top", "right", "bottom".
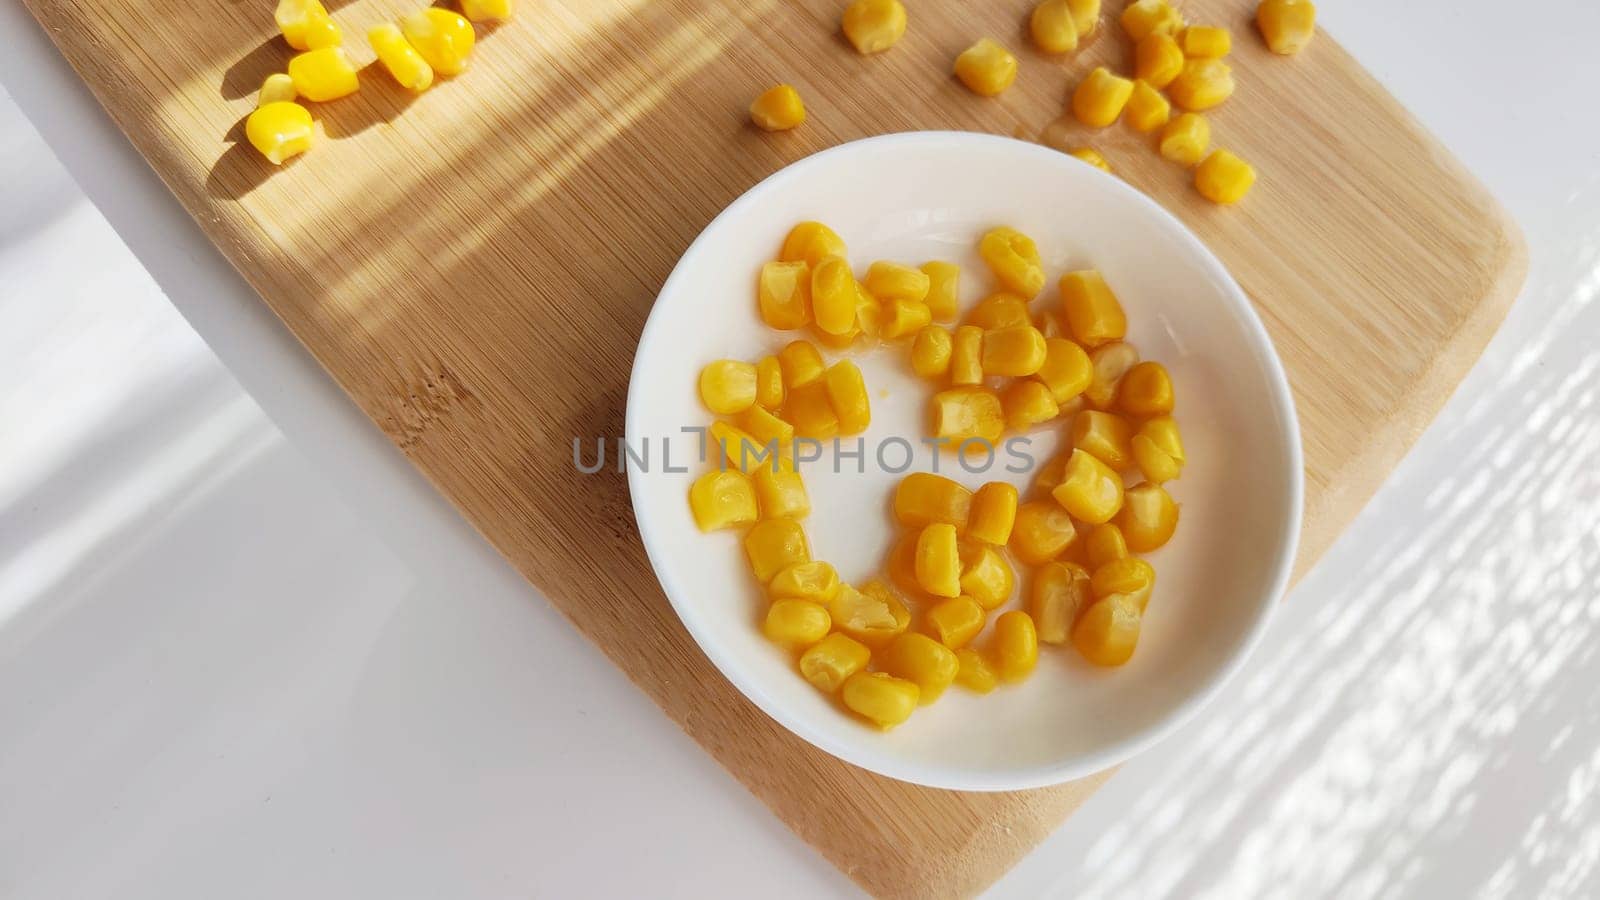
[{"left": 3, "top": 2, "right": 1597, "bottom": 897}]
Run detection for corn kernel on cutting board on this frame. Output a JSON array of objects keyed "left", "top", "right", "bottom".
[{"left": 24, "top": 0, "right": 1524, "bottom": 893}]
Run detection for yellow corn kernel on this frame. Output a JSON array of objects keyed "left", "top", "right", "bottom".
[
  {"left": 1135, "top": 32, "right": 1184, "bottom": 88},
  {"left": 1030, "top": 0, "right": 1079, "bottom": 54},
  {"left": 883, "top": 633, "right": 960, "bottom": 704},
  {"left": 894, "top": 472, "right": 972, "bottom": 530},
  {"left": 1125, "top": 80, "right": 1171, "bottom": 132},
  {"left": 401, "top": 8, "right": 475, "bottom": 77},
  {"left": 1083, "top": 522, "right": 1129, "bottom": 569},
  {"left": 1120, "top": 361, "right": 1175, "bottom": 417},
  {"left": 1032, "top": 560, "right": 1092, "bottom": 644},
  {"left": 1159, "top": 112, "right": 1211, "bottom": 167},
  {"left": 823, "top": 306, "right": 865, "bottom": 348},
  {"left": 1119, "top": 482, "right": 1179, "bottom": 552},
  {"left": 245, "top": 101, "right": 314, "bottom": 165},
  {"left": 863, "top": 261, "right": 930, "bottom": 304},
  {"left": 1169, "top": 59, "right": 1234, "bottom": 111},
  {"left": 763, "top": 599, "right": 830, "bottom": 648},
  {"left": 841, "top": 0, "right": 907, "bottom": 54},
  {"left": 819, "top": 323, "right": 857, "bottom": 355},
  {"left": 854, "top": 283, "right": 883, "bottom": 338},
  {"left": 694, "top": 413, "right": 748, "bottom": 454},
  {"left": 1066, "top": 0, "right": 1101, "bottom": 34},
  {"left": 1003, "top": 379, "right": 1061, "bottom": 431},
  {"left": 968, "top": 482, "right": 1019, "bottom": 545},
  {"left": 783, "top": 381, "right": 839, "bottom": 440},
  {"left": 460, "top": 0, "right": 511, "bottom": 23},
  {"left": 1073, "top": 594, "right": 1142, "bottom": 665},
  {"left": 911, "top": 326, "right": 954, "bottom": 379},
  {"left": 887, "top": 533, "right": 929, "bottom": 599},
  {"left": 752, "top": 463, "right": 809, "bottom": 519},
  {"left": 709, "top": 419, "right": 770, "bottom": 472},
  {"left": 1085, "top": 341, "right": 1140, "bottom": 408},
  {"left": 770, "top": 560, "right": 840, "bottom": 603},
  {"left": 1195, "top": 149, "right": 1257, "bottom": 204},
  {"left": 823, "top": 360, "right": 871, "bottom": 435},
  {"left": 744, "top": 518, "right": 810, "bottom": 583},
  {"left": 994, "top": 610, "right": 1039, "bottom": 682},
  {"left": 275, "top": 0, "right": 340, "bottom": 51},
  {"left": 750, "top": 84, "right": 806, "bottom": 131},
  {"left": 932, "top": 387, "right": 1004, "bottom": 448},
  {"left": 981, "top": 326, "right": 1047, "bottom": 378},
  {"left": 809, "top": 256, "right": 856, "bottom": 336},
  {"left": 832, "top": 581, "right": 911, "bottom": 647},
  {"left": 1053, "top": 448, "right": 1124, "bottom": 524},
  {"left": 287, "top": 47, "right": 359, "bottom": 102},
  {"left": 365, "top": 24, "right": 434, "bottom": 93},
  {"left": 819, "top": 310, "right": 857, "bottom": 349},
  {"left": 1091, "top": 556, "right": 1155, "bottom": 606},
  {"left": 799, "top": 633, "right": 871, "bottom": 693},
  {"left": 720, "top": 432, "right": 781, "bottom": 477},
  {"left": 1131, "top": 416, "right": 1186, "bottom": 483},
  {"left": 1031, "top": 452, "right": 1069, "bottom": 496},
  {"left": 699, "top": 360, "right": 757, "bottom": 414},
  {"left": 777, "top": 342, "right": 824, "bottom": 392},
  {"left": 950, "top": 325, "right": 984, "bottom": 385},
  {"left": 1120, "top": 0, "right": 1183, "bottom": 42},
  {"left": 1257, "top": 0, "right": 1316, "bottom": 55},
  {"left": 925, "top": 596, "right": 986, "bottom": 649},
  {"left": 842, "top": 671, "right": 919, "bottom": 728},
  {"left": 688, "top": 469, "right": 758, "bottom": 531},
  {"left": 1068, "top": 147, "right": 1112, "bottom": 172},
  {"left": 1058, "top": 394, "right": 1087, "bottom": 421},
  {"left": 958, "top": 542, "right": 1015, "bottom": 609},
  {"left": 979, "top": 227, "right": 1045, "bottom": 298},
  {"left": 758, "top": 261, "right": 812, "bottom": 330},
  {"left": 954, "top": 38, "right": 1019, "bottom": 97},
  {"left": 780, "top": 222, "right": 847, "bottom": 266},
  {"left": 967, "top": 293, "right": 1033, "bottom": 330},
  {"left": 920, "top": 261, "right": 960, "bottom": 321},
  {"left": 822, "top": 315, "right": 865, "bottom": 352},
  {"left": 954, "top": 648, "right": 998, "bottom": 693},
  {"left": 706, "top": 418, "right": 772, "bottom": 469},
  {"left": 1035, "top": 337, "right": 1092, "bottom": 404},
  {"left": 914, "top": 523, "right": 962, "bottom": 598},
  {"left": 1071, "top": 409, "right": 1135, "bottom": 469},
  {"left": 1181, "top": 25, "right": 1231, "bottom": 58},
  {"left": 881, "top": 298, "right": 933, "bottom": 340},
  {"left": 1010, "top": 499, "right": 1078, "bottom": 565},
  {"left": 817, "top": 317, "right": 861, "bottom": 350},
  {"left": 754, "top": 355, "right": 785, "bottom": 410},
  {"left": 1130, "top": 438, "right": 1178, "bottom": 485},
  {"left": 258, "top": 73, "right": 297, "bottom": 106},
  {"left": 1059, "top": 270, "right": 1128, "bottom": 348}
]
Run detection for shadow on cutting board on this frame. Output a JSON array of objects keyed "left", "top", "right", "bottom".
[
  {"left": 206, "top": 14, "right": 499, "bottom": 201},
  {"left": 186, "top": 2, "right": 1122, "bottom": 895}
]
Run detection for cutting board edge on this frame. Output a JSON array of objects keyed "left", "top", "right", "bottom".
[{"left": 1297, "top": 184, "right": 1526, "bottom": 576}]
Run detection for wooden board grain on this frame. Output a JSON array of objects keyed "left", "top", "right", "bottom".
[{"left": 22, "top": 0, "right": 1525, "bottom": 895}]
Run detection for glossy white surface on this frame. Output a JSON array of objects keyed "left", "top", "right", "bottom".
[
  {"left": 3, "top": 0, "right": 1598, "bottom": 896},
  {"left": 630, "top": 132, "right": 1300, "bottom": 789}
]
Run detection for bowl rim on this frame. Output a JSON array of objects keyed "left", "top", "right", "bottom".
[{"left": 624, "top": 130, "right": 1304, "bottom": 791}]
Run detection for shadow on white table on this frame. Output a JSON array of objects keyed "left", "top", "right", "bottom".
[{"left": 0, "top": 86, "right": 852, "bottom": 899}]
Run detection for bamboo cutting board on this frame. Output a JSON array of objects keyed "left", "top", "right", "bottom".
[{"left": 24, "top": 0, "right": 1524, "bottom": 894}]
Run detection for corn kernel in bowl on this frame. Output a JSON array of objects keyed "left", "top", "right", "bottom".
[{"left": 627, "top": 133, "right": 1301, "bottom": 789}]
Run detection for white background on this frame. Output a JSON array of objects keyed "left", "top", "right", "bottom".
[{"left": 2, "top": 1, "right": 1597, "bottom": 897}]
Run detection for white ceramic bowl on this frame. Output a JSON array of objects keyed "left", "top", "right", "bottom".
[{"left": 626, "top": 132, "right": 1302, "bottom": 791}]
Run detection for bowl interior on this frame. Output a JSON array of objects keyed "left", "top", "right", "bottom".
[{"left": 626, "top": 132, "right": 1300, "bottom": 791}]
